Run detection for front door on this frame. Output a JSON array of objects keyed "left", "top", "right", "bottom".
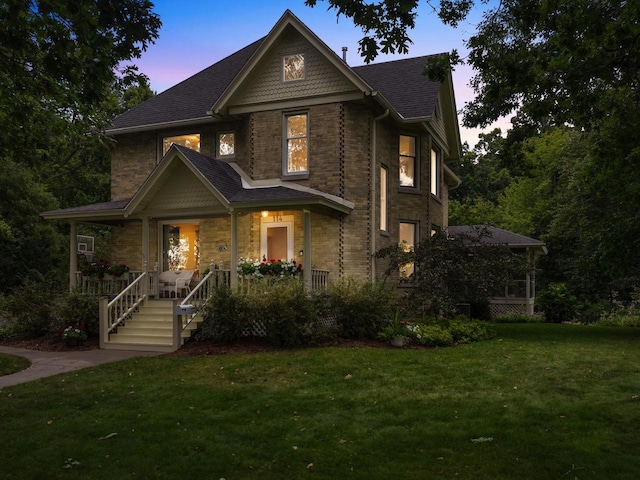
[{"left": 261, "top": 215, "right": 294, "bottom": 262}]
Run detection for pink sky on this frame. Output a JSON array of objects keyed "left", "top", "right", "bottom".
[{"left": 134, "top": 0, "right": 508, "bottom": 147}]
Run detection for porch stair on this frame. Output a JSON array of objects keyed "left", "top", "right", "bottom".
[{"left": 104, "top": 299, "right": 201, "bottom": 352}]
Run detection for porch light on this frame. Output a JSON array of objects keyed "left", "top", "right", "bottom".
[{"left": 261, "top": 210, "right": 269, "bottom": 218}]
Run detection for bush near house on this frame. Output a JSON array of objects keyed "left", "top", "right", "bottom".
[
  {"left": 0, "top": 282, "right": 99, "bottom": 341},
  {"left": 537, "top": 282, "right": 578, "bottom": 323}
]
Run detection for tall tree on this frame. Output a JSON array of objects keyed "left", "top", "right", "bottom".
[{"left": 0, "top": 0, "right": 160, "bottom": 292}]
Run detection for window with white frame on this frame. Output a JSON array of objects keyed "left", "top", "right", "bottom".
[
  {"left": 283, "top": 53, "right": 305, "bottom": 82},
  {"left": 162, "top": 133, "right": 201, "bottom": 156},
  {"left": 399, "top": 222, "right": 418, "bottom": 280},
  {"left": 284, "top": 113, "right": 308, "bottom": 174},
  {"left": 399, "top": 135, "right": 417, "bottom": 187},
  {"left": 380, "top": 166, "right": 388, "bottom": 231},
  {"left": 217, "top": 132, "right": 235, "bottom": 158},
  {"left": 431, "top": 148, "right": 441, "bottom": 196}
]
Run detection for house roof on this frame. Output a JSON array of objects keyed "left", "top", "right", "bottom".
[
  {"left": 41, "top": 145, "right": 354, "bottom": 221},
  {"left": 447, "top": 225, "right": 547, "bottom": 254},
  {"left": 107, "top": 10, "right": 449, "bottom": 134},
  {"left": 353, "top": 56, "right": 442, "bottom": 120},
  {"left": 108, "top": 38, "right": 264, "bottom": 133}
]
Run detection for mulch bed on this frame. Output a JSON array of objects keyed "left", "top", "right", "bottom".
[{"left": 1, "top": 336, "right": 422, "bottom": 356}]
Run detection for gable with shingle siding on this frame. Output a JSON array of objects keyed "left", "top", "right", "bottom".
[{"left": 230, "top": 26, "right": 358, "bottom": 108}]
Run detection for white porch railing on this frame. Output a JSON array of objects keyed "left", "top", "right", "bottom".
[
  {"left": 177, "top": 270, "right": 231, "bottom": 329},
  {"left": 76, "top": 270, "right": 157, "bottom": 296},
  {"left": 99, "top": 272, "right": 148, "bottom": 347}
]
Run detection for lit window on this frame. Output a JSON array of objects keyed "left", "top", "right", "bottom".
[
  {"left": 399, "top": 135, "right": 416, "bottom": 187},
  {"left": 285, "top": 113, "right": 308, "bottom": 174},
  {"left": 399, "top": 222, "right": 417, "bottom": 280},
  {"left": 162, "top": 133, "right": 200, "bottom": 156},
  {"left": 218, "top": 132, "right": 235, "bottom": 158},
  {"left": 431, "top": 148, "right": 440, "bottom": 196},
  {"left": 283, "top": 54, "right": 305, "bottom": 82},
  {"left": 380, "top": 166, "right": 388, "bottom": 231}
]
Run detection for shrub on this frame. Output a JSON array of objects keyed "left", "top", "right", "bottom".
[
  {"left": 54, "top": 290, "right": 99, "bottom": 337},
  {"left": 5, "top": 280, "right": 60, "bottom": 338},
  {"left": 197, "top": 285, "right": 251, "bottom": 342},
  {"left": 405, "top": 323, "right": 453, "bottom": 347},
  {"left": 494, "top": 314, "right": 544, "bottom": 324},
  {"left": 253, "top": 279, "right": 317, "bottom": 347},
  {"left": 327, "top": 278, "right": 395, "bottom": 339},
  {"left": 538, "top": 283, "right": 577, "bottom": 323},
  {"left": 197, "top": 280, "right": 325, "bottom": 347},
  {"left": 447, "top": 318, "right": 492, "bottom": 344}
]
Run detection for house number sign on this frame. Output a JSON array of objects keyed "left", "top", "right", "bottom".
[{"left": 272, "top": 215, "right": 283, "bottom": 222}]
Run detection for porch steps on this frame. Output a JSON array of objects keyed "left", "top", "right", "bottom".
[{"left": 105, "top": 299, "right": 202, "bottom": 352}]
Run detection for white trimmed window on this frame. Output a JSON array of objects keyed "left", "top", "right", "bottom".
[
  {"left": 283, "top": 54, "right": 305, "bottom": 82},
  {"left": 431, "top": 148, "right": 441, "bottom": 196},
  {"left": 284, "top": 113, "right": 308, "bottom": 174},
  {"left": 399, "top": 222, "right": 418, "bottom": 280},
  {"left": 380, "top": 166, "right": 388, "bottom": 231},
  {"left": 217, "top": 132, "right": 235, "bottom": 158},
  {"left": 399, "top": 135, "right": 417, "bottom": 187},
  {"left": 162, "top": 133, "right": 201, "bottom": 156}
]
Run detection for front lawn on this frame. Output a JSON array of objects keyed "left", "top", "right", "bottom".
[
  {"left": 0, "top": 353, "right": 30, "bottom": 376},
  {"left": 1, "top": 323, "right": 639, "bottom": 479}
]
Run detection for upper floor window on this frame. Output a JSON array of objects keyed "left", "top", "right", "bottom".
[
  {"left": 399, "top": 135, "right": 417, "bottom": 188},
  {"left": 380, "top": 166, "right": 388, "bottom": 231},
  {"left": 217, "top": 132, "right": 235, "bottom": 158},
  {"left": 283, "top": 54, "right": 305, "bottom": 82},
  {"left": 430, "top": 148, "right": 441, "bottom": 197},
  {"left": 284, "top": 113, "right": 308, "bottom": 174},
  {"left": 162, "top": 133, "right": 200, "bottom": 156}
]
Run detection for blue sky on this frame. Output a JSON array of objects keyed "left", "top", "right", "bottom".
[{"left": 135, "top": 0, "right": 505, "bottom": 146}]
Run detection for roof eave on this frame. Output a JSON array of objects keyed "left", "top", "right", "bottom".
[{"left": 106, "top": 116, "right": 214, "bottom": 136}]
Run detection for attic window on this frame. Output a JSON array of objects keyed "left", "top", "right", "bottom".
[
  {"left": 283, "top": 54, "right": 305, "bottom": 82},
  {"left": 162, "top": 133, "right": 201, "bottom": 156}
]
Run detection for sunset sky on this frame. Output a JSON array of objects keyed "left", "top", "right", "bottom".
[{"left": 134, "top": 0, "right": 506, "bottom": 146}]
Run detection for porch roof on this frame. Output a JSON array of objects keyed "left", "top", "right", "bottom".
[
  {"left": 447, "top": 225, "right": 548, "bottom": 255},
  {"left": 41, "top": 145, "right": 354, "bottom": 221}
]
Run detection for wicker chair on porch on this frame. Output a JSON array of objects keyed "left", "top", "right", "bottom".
[{"left": 158, "top": 269, "right": 195, "bottom": 298}]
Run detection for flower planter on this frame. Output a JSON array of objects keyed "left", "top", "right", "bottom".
[{"left": 65, "top": 337, "right": 83, "bottom": 347}]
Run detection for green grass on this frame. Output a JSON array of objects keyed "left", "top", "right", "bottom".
[
  {"left": 1, "top": 323, "right": 640, "bottom": 479},
  {"left": 0, "top": 353, "right": 30, "bottom": 376}
]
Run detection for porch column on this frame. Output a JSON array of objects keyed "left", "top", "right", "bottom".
[
  {"left": 141, "top": 217, "right": 149, "bottom": 296},
  {"left": 69, "top": 220, "right": 77, "bottom": 291},
  {"left": 303, "top": 209, "right": 312, "bottom": 290},
  {"left": 230, "top": 210, "right": 238, "bottom": 290},
  {"left": 526, "top": 248, "right": 535, "bottom": 315}
]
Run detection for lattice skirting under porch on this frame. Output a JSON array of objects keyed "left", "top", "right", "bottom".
[
  {"left": 490, "top": 303, "right": 527, "bottom": 317},
  {"left": 240, "top": 315, "right": 338, "bottom": 337}
]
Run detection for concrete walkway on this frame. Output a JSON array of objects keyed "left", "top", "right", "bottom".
[{"left": 0, "top": 346, "right": 162, "bottom": 388}]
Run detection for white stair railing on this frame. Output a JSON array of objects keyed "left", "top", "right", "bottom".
[
  {"left": 177, "top": 269, "right": 231, "bottom": 331},
  {"left": 99, "top": 272, "right": 148, "bottom": 347}
]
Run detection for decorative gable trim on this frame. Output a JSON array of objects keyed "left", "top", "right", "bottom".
[{"left": 208, "top": 10, "right": 374, "bottom": 117}]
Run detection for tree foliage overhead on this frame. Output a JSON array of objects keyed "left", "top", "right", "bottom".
[{"left": 0, "top": 0, "right": 160, "bottom": 292}]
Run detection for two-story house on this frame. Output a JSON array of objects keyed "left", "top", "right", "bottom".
[{"left": 43, "top": 10, "right": 462, "bottom": 292}]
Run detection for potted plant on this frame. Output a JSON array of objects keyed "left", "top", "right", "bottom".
[
  {"left": 106, "top": 263, "right": 129, "bottom": 278},
  {"left": 378, "top": 309, "right": 412, "bottom": 347},
  {"left": 61, "top": 323, "right": 88, "bottom": 346}
]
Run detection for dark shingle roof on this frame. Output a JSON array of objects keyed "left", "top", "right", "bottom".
[
  {"left": 42, "top": 199, "right": 130, "bottom": 216},
  {"left": 353, "top": 55, "right": 442, "bottom": 120},
  {"left": 176, "top": 146, "right": 324, "bottom": 205},
  {"left": 448, "top": 225, "right": 545, "bottom": 248},
  {"left": 174, "top": 145, "right": 243, "bottom": 200},
  {"left": 109, "top": 38, "right": 264, "bottom": 131},
  {"left": 108, "top": 34, "right": 443, "bottom": 132}
]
